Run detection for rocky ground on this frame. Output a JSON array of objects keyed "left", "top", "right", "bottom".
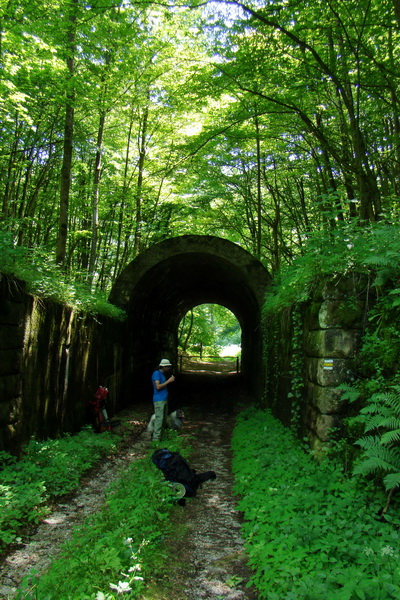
[{"left": 0, "top": 372, "right": 258, "bottom": 600}]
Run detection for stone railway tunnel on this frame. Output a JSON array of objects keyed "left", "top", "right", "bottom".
[
  {"left": 0, "top": 233, "right": 363, "bottom": 452},
  {"left": 0, "top": 235, "right": 270, "bottom": 453},
  {"left": 109, "top": 235, "right": 271, "bottom": 403}
]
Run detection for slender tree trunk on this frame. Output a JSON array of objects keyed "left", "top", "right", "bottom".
[
  {"left": 254, "top": 112, "right": 262, "bottom": 259},
  {"left": 1, "top": 118, "right": 21, "bottom": 220},
  {"left": 88, "top": 110, "right": 106, "bottom": 285},
  {"left": 113, "top": 107, "right": 135, "bottom": 281},
  {"left": 181, "top": 310, "right": 194, "bottom": 352},
  {"left": 335, "top": 28, "right": 381, "bottom": 221},
  {"left": 388, "top": 27, "right": 400, "bottom": 196},
  {"left": 56, "top": 0, "right": 77, "bottom": 266},
  {"left": 295, "top": 177, "right": 310, "bottom": 233},
  {"left": 17, "top": 152, "right": 34, "bottom": 246},
  {"left": 240, "top": 159, "right": 257, "bottom": 247},
  {"left": 271, "top": 165, "right": 281, "bottom": 272},
  {"left": 393, "top": 0, "right": 400, "bottom": 26},
  {"left": 133, "top": 102, "right": 149, "bottom": 256}
]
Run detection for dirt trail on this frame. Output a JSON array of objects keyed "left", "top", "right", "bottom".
[{"left": 0, "top": 373, "right": 257, "bottom": 599}]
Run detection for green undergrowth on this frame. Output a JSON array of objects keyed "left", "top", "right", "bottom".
[
  {"left": 263, "top": 220, "right": 400, "bottom": 313},
  {"left": 0, "top": 427, "right": 120, "bottom": 550},
  {"left": 0, "top": 230, "right": 126, "bottom": 320},
  {"left": 15, "top": 431, "right": 189, "bottom": 600},
  {"left": 232, "top": 407, "right": 400, "bottom": 600}
]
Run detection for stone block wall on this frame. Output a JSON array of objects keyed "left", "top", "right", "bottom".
[
  {"left": 0, "top": 276, "right": 26, "bottom": 452},
  {"left": 264, "top": 274, "right": 371, "bottom": 448},
  {"left": 303, "top": 275, "right": 368, "bottom": 448},
  {"left": 0, "top": 275, "right": 124, "bottom": 455}
]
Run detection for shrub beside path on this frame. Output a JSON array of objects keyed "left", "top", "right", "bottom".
[{"left": 0, "top": 373, "right": 257, "bottom": 599}]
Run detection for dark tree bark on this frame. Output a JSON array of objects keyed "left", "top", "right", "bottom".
[{"left": 56, "top": 0, "right": 78, "bottom": 266}]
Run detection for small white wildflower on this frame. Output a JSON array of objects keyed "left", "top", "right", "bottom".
[
  {"left": 363, "top": 547, "right": 374, "bottom": 557},
  {"left": 128, "top": 564, "right": 142, "bottom": 572},
  {"left": 132, "top": 576, "right": 144, "bottom": 581},
  {"left": 95, "top": 593, "right": 106, "bottom": 600},
  {"left": 124, "top": 538, "right": 133, "bottom": 545},
  {"left": 109, "top": 581, "right": 132, "bottom": 594},
  {"left": 269, "top": 487, "right": 278, "bottom": 492},
  {"left": 381, "top": 546, "right": 395, "bottom": 556}
]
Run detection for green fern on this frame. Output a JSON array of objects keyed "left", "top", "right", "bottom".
[
  {"left": 385, "top": 390, "right": 400, "bottom": 414},
  {"left": 337, "top": 383, "right": 362, "bottom": 404},
  {"left": 354, "top": 438, "right": 400, "bottom": 473},
  {"left": 354, "top": 386, "right": 400, "bottom": 493},
  {"left": 384, "top": 472, "right": 400, "bottom": 490},
  {"left": 363, "top": 413, "right": 391, "bottom": 432},
  {"left": 363, "top": 254, "right": 394, "bottom": 268},
  {"left": 381, "top": 429, "right": 400, "bottom": 445}
]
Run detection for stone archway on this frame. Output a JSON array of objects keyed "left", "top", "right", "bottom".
[{"left": 109, "top": 235, "right": 271, "bottom": 402}]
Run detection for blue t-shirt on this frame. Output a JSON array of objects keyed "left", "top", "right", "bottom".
[{"left": 152, "top": 369, "right": 168, "bottom": 402}]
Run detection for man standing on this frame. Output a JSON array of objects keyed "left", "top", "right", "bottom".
[{"left": 151, "top": 358, "right": 175, "bottom": 441}]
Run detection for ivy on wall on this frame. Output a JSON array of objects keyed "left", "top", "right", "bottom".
[
  {"left": 287, "top": 305, "right": 305, "bottom": 433},
  {"left": 262, "top": 302, "right": 305, "bottom": 432}
]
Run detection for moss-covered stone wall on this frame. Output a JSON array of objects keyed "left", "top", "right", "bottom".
[
  {"left": 0, "top": 275, "right": 124, "bottom": 455},
  {"left": 264, "top": 274, "right": 370, "bottom": 449}
]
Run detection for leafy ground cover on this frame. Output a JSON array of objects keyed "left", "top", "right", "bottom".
[
  {"left": 0, "top": 427, "right": 120, "bottom": 550},
  {"left": 14, "top": 430, "right": 189, "bottom": 600},
  {"left": 232, "top": 407, "right": 400, "bottom": 600},
  {"left": 7, "top": 398, "right": 400, "bottom": 600},
  {"left": 1, "top": 380, "right": 256, "bottom": 600}
]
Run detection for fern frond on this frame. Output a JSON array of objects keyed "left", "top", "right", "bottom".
[
  {"left": 383, "top": 472, "right": 400, "bottom": 491},
  {"left": 381, "top": 429, "right": 400, "bottom": 445},
  {"left": 363, "top": 415, "right": 391, "bottom": 432},
  {"left": 354, "top": 383, "right": 400, "bottom": 484},
  {"left": 355, "top": 435, "right": 381, "bottom": 450},
  {"left": 379, "top": 416, "right": 400, "bottom": 432},
  {"left": 337, "top": 384, "right": 361, "bottom": 403},
  {"left": 353, "top": 442, "right": 400, "bottom": 476},
  {"left": 384, "top": 387, "right": 400, "bottom": 415},
  {"left": 361, "top": 403, "right": 392, "bottom": 416},
  {"left": 354, "top": 456, "right": 396, "bottom": 476},
  {"left": 363, "top": 255, "right": 393, "bottom": 268}
]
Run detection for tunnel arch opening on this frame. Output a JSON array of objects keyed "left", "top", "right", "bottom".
[
  {"left": 108, "top": 235, "right": 271, "bottom": 404},
  {"left": 178, "top": 303, "right": 241, "bottom": 358}
]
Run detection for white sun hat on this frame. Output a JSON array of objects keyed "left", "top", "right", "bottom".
[{"left": 159, "top": 358, "right": 172, "bottom": 366}]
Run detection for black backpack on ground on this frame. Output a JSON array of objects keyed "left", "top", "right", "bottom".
[{"left": 151, "top": 448, "right": 216, "bottom": 497}]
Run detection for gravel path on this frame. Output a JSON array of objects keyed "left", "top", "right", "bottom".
[
  {"left": 179, "top": 401, "right": 257, "bottom": 600},
  {"left": 0, "top": 373, "right": 257, "bottom": 599}
]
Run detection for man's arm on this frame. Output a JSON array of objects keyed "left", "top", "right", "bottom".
[{"left": 154, "top": 375, "right": 175, "bottom": 390}]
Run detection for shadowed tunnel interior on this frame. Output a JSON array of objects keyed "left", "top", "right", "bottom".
[{"left": 109, "top": 236, "right": 271, "bottom": 404}]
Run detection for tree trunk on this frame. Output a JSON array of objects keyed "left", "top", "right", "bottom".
[
  {"left": 56, "top": 0, "right": 77, "bottom": 266},
  {"left": 180, "top": 310, "right": 194, "bottom": 352},
  {"left": 393, "top": 0, "right": 400, "bottom": 27},
  {"left": 1, "top": 118, "right": 21, "bottom": 221},
  {"left": 254, "top": 112, "right": 262, "bottom": 259},
  {"left": 88, "top": 110, "right": 106, "bottom": 286},
  {"left": 133, "top": 101, "right": 149, "bottom": 256},
  {"left": 113, "top": 106, "right": 135, "bottom": 281}
]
